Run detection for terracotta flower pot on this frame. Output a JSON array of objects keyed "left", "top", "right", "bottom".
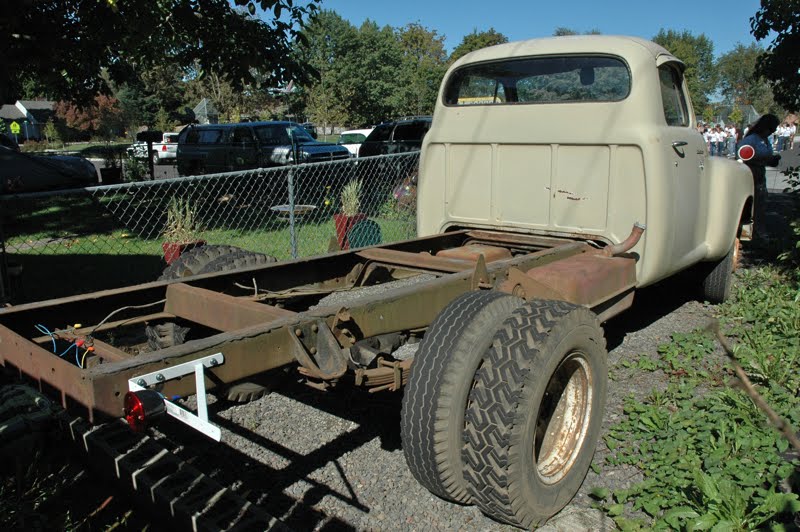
[
  {"left": 162, "top": 240, "right": 206, "bottom": 265},
  {"left": 333, "top": 213, "right": 367, "bottom": 250}
]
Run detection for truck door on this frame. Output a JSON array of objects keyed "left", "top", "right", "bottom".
[
  {"left": 228, "top": 126, "right": 259, "bottom": 170},
  {"left": 657, "top": 62, "right": 708, "bottom": 265}
]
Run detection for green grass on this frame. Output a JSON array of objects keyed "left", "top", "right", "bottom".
[{"left": 2, "top": 191, "right": 416, "bottom": 302}]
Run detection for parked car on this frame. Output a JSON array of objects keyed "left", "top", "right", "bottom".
[
  {"left": 358, "top": 116, "right": 432, "bottom": 158},
  {"left": 176, "top": 121, "right": 351, "bottom": 176},
  {"left": 0, "top": 145, "right": 98, "bottom": 194},
  {"left": 127, "top": 132, "right": 180, "bottom": 165},
  {"left": 0, "top": 133, "right": 20, "bottom": 152},
  {"left": 337, "top": 128, "right": 374, "bottom": 157}
]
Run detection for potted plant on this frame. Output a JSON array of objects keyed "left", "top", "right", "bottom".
[
  {"left": 333, "top": 179, "right": 367, "bottom": 250},
  {"left": 161, "top": 197, "right": 205, "bottom": 264}
]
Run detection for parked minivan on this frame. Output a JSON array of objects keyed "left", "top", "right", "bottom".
[{"left": 176, "top": 121, "right": 350, "bottom": 175}]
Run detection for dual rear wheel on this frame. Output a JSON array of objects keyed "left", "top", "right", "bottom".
[{"left": 401, "top": 291, "right": 607, "bottom": 528}]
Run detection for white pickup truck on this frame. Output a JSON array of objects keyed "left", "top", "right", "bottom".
[{"left": 127, "top": 132, "right": 179, "bottom": 165}]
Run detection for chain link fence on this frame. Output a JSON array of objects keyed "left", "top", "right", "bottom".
[{"left": 1, "top": 153, "right": 419, "bottom": 303}]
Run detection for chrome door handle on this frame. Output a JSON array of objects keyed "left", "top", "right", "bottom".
[{"left": 672, "top": 141, "right": 688, "bottom": 158}]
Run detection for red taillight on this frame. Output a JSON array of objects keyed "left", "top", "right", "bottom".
[
  {"left": 161, "top": 145, "right": 167, "bottom": 151},
  {"left": 124, "top": 390, "right": 166, "bottom": 432}
]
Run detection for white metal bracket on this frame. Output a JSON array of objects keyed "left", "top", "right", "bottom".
[{"left": 128, "top": 353, "right": 224, "bottom": 441}]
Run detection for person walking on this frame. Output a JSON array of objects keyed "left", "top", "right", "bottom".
[{"left": 736, "top": 114, "right": 781, "bottom": 237}]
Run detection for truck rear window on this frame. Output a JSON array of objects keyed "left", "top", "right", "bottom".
[{"left": 444, "top": 55, "right": 630, "bottom": 105}]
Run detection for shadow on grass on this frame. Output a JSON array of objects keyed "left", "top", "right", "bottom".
[{"left": 4, "top": 252, "right": 164, "bottom": 304}]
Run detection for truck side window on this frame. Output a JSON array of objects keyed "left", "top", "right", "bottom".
[{"left": 658, "top": 66, "right": 690, "bottom": 127}]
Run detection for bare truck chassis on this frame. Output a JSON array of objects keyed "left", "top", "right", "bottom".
[{"left": 0, "top": 226, "right": 642, "bottom": 528}]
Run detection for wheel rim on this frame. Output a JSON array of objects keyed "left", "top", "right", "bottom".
[{"left": 534, "top": 351, "right": 593, "bottom": 485}]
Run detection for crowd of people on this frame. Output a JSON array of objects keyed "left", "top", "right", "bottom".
[{"left": 698, "top": 119, "right": 796, "bottom": 158}]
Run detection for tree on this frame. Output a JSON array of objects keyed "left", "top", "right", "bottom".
[
  {"left": 652, "top": 29, "right": 716, "bottom": 109},
  {"left": 715, "top": 43, "right": 778, "bottom": 115},
  {"left": 750, "top": 0, "right": 800, "bottom": 110},
  {"left": 0, "top": 0, "right": 320, "bottom": 105},
  {"left": 43, "top": 119, "right": 61, "bottom": 147},
  {"left": 338, "top": 21, "right": 403, "bottom": 125},
  {"left": 449, "top": 28, "right": 509, "bottom": 63},
  {"left": 55, "top": 94, "right": 124, "bottom": 140},
  {"left": 394, "top": 23, "right": 448, "bottom": 117},
  {"left": 552, "top": 27, "right": 602, "bottom": 37},
  {"left": 296, "top": 10, "right": 358, "bottom": 130}
]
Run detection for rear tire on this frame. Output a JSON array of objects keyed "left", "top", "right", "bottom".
[
  {"left": 462, "top": 300, "right": 607, "bottom": 529},
  {"left": 151, "top": 152, "right": 160, "bottom": 166},
  {"left": 700, "top": 238, "right": 739, "bottom": 304},
  {"left": 401, "top": 291, "right": 524, "bottom": 503}
]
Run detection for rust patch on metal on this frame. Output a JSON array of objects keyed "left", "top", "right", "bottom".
[
  {"left": 356, "top": 248, "right": 475, "bottom": 273},
  {"left": 165, "top": 283, "right": 295, "bottom": 331},
  {"left": 524, "top": 254, "right": 636, "bottom": 308},
  {"left": 436, "top": 244, "right": 511, "bottom": 263}
]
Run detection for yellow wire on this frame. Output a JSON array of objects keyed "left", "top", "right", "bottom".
[{"left": 80, "top": 349, "right": 89, "bottom": 368}]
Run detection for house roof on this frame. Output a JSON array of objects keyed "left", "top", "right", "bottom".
[
  {"left": 0, "top": 104, "right": 25, "bottom": 120},
  {"left": 18, "top": 100, "right": 55, "bottom": 110},
  {"left": 17, "top": 100, "right": 55, "bottom": 123}
]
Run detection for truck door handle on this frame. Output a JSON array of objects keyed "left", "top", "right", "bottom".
[{"left": 671, "top": 141, "right": 688, "bottom": 158}]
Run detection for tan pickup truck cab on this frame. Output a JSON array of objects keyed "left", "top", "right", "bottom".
[{"left": 418, "top": 35, "right": 753, "bottom": 291}]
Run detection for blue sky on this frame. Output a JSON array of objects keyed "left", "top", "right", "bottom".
[{"left": 318, "top": 0, "right": 764, "bottom": 57}]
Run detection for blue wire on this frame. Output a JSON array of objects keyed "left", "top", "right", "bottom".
[
  {"left": 75, "top": 347, "right": 82, "bottom": 368},
  {"left": 35, "top": 324, "right": 57, "bottom": 353},
  {"left": 58, "top": 342, "right": 77, "bottom": 358}
]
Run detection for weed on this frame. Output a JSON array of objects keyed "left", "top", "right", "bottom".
[{"left": 597, "top": 267, "right": 800, "bottom": 529}]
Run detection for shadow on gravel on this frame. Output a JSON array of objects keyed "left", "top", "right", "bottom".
[{"left": 159, "top": 381, "right": 404, "bottom": 530}]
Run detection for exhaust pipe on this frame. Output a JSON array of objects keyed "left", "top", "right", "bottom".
[{"left": 600, "top": 222, "right": 646, "bottom": 257}]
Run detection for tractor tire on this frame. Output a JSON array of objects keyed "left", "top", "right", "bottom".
[
  {"left": 150, "top": 248, "right": 279, "bottom": 403},
  {"left": 197, "top": 249, "right": 277, "bottom": 275},
  {"left": 400, "top": 291, "right": 524, "bottom": 503},
  {"left": 0, "top": 385, "right": 55, "bottom": 470},
  {"left": 158, "top": 244, "right": 242, "bottom": 281},
  {"left": 700, "top": 238, "right": 739, "bottom": 304},
  {"left": 462, "top": 300, "right": 607, "bottom": 529}
]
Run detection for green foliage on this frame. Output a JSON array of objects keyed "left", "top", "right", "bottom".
[
  {"left": 599, "top": 268, "right": 800, "bottom": 529},
  {"left": 715, "top": 43, "right": 779, "bottom": 115},
  {"left": 123, "top": 156, "right": 148, "bottom": 183},
  {"left": 750, "top": 0, "right": 800, "bottom": 111},
  {"left": 449, "top": 28, "right": 509, "bottom": 64},
  {"left": 42, "top": 119, "right": 61, "bottom": 148},
  {"left": 652, "top": 29, "right": 717, "bottom": 109},
  {"left": 393, "top": 23, "right": 448, "bottom": 117},
  {"left": 0, "top": 0, "right": 320, "bottom": 105},
  {"left": 728, "top": 105, "right": 744, "bottom": 127},
  {"left": 154, "top": 107, "right": 174, "bottom": 134}
]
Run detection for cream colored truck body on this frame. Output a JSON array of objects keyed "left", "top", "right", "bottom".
[{"left": 418, "top": 35, "right": 753, "bottom": 287}]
